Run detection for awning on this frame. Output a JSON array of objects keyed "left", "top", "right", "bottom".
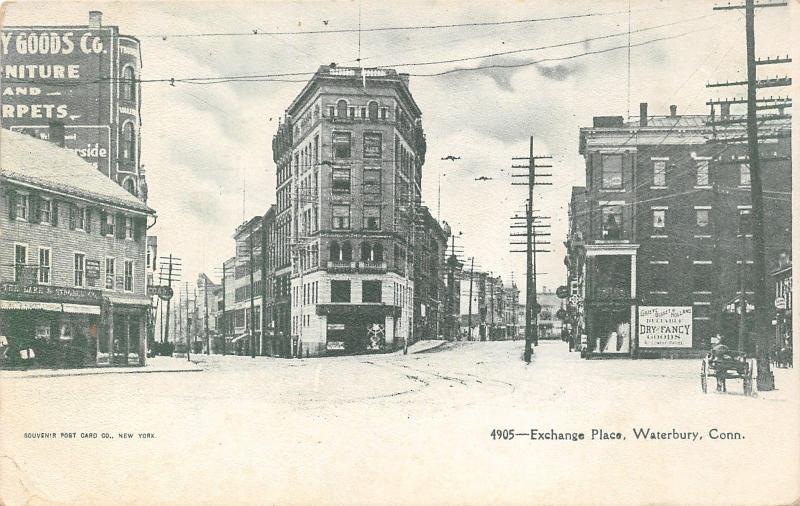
[
  {"left": 105, "top": 294, "right": 152, "bottom": 307},
  {"left": 0, "top": 299, "right": 101, "bottom": 314}
]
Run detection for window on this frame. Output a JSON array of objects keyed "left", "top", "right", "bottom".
[
  {"left": 14, "top": 244, "right": 27, "bottom": 282},
  {"left": 380, "top": 108, "right": 388, "bottom": 120},
  {"left": 332, "top": 168, "right": 351, "bottom": 193},
  {"left": 363, "top": 132, "right": 382, "bottom": 159},
  {"left": 105, "top": 258, "right": 116, "bottom": 290},
  {"left": 341, "top": 241, "right": 353, "bottom": 261},
  {"left": 652, "top": 209, "right": 666, "bottom": 230},
  {"left": 330, "top": 241, "right": 341, "bottom": 261},
  {"left": 363, "top": 280, "right": 382, "bottom": 303},
  {"left": 125, "top": 217, "right": 134, "bottom": 239},
  {"left": 364, "top": 205, "right": 381, "bottom": 230},
  {"left": 739, "top": 209, "right": 752, "bottom": 235},
  {"left": 122, "top": 66, "right": 136, "bottom": 102},
  {"left": 39, "top": 198, "right": 51, "bottom": 223},
  {"left": 368, "top": 101, "right": 379, "bottom": 120},
  {"left": 348, "top": 106, "right": 355, "bottom": 119},
  {"left": 122, "top": 122, "right": 135, "bottom": 162},
  {"left": 102, "top": 212, "right": 115, "bottom": 236},
  {"left": 696, "top": 209, "right": 710, "bottom": 229},
  {"left": 696, "top": 160, "right": 709, "bottom": 186},
  {"left": 601, "top": 154, "right": 623, "bottom": 189},
  {"left": 15, "top": 193, "right": 28, "bottom": 221},
  {"left": 601, "top": 206, "right": 623, "bottom": 239},
  {"left": 739, "top": 163, "right": 750, "bottom": 186},
  {"left": 123, "top": 178, "right": 136, "bottom": 195},
  {"left": 333, "top": 132, "right": 351, "bottom": 158},
  {"left": 331, "top": 280, "right": 351, "bottom": 303},
  {"left": 74, "top": 253, "right": 85, "bottom": 287},
  {"left": 364, "top": 169, "right": 382, "bottom": 194},
  {"left": 336, "top": 99, "right": 347, "bottom": 118},
  {"left": 328, "top": 105, "right": 335, "bottom": 118},
  {"left": 38, "top": 248, "right": 50, "bottom": 284},
  {"left": 124, "top": 260, "right": 134, "bottom": 292},
  {"left": 652, "top": 160, "right": 667, "bottom": 186},
  {"left": 332, "top": 204, "right": 350, "bottom": 229}
]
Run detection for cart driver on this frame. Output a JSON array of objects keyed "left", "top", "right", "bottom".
[{"left": 710, "top": 334, "right": 732, "bottom": 392}]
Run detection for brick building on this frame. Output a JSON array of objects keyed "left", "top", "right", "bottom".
[
  {"left": 572, "top": 103, "right": 791, "bottom": 357},
  {"left": 1, "top": 130, "right": 154, "bottom": 367},
  {"left": 271, "top": 65, "right": 428, "bottom": 356}
]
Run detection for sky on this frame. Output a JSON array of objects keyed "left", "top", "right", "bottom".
[{"left": 1, "top": 0, "right": 793, "bottom": 299}]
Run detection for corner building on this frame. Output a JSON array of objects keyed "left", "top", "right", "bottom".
[{"left": 273, "top": 65, "right": 426, "bottom": 356}]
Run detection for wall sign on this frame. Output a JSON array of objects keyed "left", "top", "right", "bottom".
[{"left": 638, "top": 306, "right": 692, "bottom": 348}]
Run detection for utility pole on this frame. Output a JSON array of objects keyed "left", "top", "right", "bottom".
[
  {"left": 510, "top": 136, "right": 553, "bottom": 363},
  {"left": 738, "top": 233, "right": 747, "bottom": 352},
  {"left": 467, "top": 257, "right": 475, "bottom": 341},
  {"left": 709, "top": 0, "right": 789, "bottom": 390},
  {"left": 204, "top": 275, "right": 209, "bottom": 355},
  {"left": 185, "top": 282, "right": 191, "bottom": 362},
  {"left": 158, "top": 254, "right": 181, "bottom": 343},
  {"left": 221, "top": 264, "right": 227, "bottom": 355}
]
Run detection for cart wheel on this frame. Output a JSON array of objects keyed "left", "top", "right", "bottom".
[
  {"left": 701, "top": 359, "right": 708, "bottom": 394},
  {"left": 743, "top": 361, "right": 753, "bottom": 396}
]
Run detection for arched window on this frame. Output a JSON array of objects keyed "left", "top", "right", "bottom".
[
  {"left": 336, "top": 99, "right": 347, "bottom": 118},
  {"left": 123, "top": 178, "right": 136, "bottom": 195},
  {"left": 122, "top": 66, "right": 136, "bottom": 102},
  {"left": 374, "top": 243, "right": 384, "bottom": 262},
  {"left": 361, "top": 242, "right": 371, "bottom": 262},
  {"left": 342, "top": 241, "right": 352, "bottom": 262},
  {"left": 121, "top": 122, "right": 135, "bottom": 162},
  {"left": 368, "top": 101, "right": 379, "bottom": 120},
  {"left": 330, "top": 241, "right": 340, "bottom": 262}
]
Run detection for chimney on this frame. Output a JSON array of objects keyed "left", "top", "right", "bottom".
[
  {"left": 720, "top": 103, "right": 731, "bottom": 119},
  {"left": 88, "top": 11, "right": 103, "bottom": 29},
  {"left": 670, "top": 104, "right": 678, "bottom": 117},
  {"left": 639, "top": 102, "right": 648, "bottom": 126}
]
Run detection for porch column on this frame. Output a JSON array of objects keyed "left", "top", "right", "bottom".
[
  {"left": 123, "top": 314, "right": 130, "bottom": 366},
  {"left": 107, "top": 304, "right": 114, "bottom": 365},
  {"left": 139, "top": 313, "right": 147, "bottom": 366}
]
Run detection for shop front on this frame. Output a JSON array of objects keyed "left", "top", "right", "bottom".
[
  {"left": 0, "top": 283, "right": 103, "bottom": 368},
  {"left": 317, "top": 303, "right": 401, "bottom": 355},
  {"left": 101, "top": 295, "right": 150, "bottom": 366}
]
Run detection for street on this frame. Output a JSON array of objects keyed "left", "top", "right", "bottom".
[{"left": 2, "top": 341, "right": 797, "bottom": 505}]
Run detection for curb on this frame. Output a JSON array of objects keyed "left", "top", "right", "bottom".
[
  {"left": 0, "top": 367, "right": 203, "bottom": 379},
  {"left": 408, "top": 341, "right": 448, "bottom": 354}
]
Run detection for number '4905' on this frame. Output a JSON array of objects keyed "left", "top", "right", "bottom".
[{"left": 491, "top": 429, "right": 515, "bottom": 440}]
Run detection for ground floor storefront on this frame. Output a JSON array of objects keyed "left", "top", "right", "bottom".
[{"left": 0, "top": 284, "right": 149, "bottom": 369}]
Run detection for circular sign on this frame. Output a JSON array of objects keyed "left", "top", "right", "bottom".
[
  {"left": 774, "top": 297, "right": 786, "bottom": 310},
  {"left": 556, "top": 285, "right": 569, "bottom": 299},
  {"left": 531, "top": 302, "right": 542, "bottom": 315},
  {"left": 555, "top": 308, "right": 567, "bottom": 320}
]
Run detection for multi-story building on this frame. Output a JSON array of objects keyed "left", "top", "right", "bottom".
[
  {"left": 564, "top": 186, "right": 588, "bottom": 351},
  {"left": 0, "top": 130, "right": 154, "bottom": 367},
  {"left": 272, "top": 65, "right": 427, "bottom": 356},
  {"left": 501, "top": 283, "right": 521, "bottom": 340},
  {"left": 771, "top": 250, "right": 792, "bottom": 355},
  {"left": 194, "top": 273, "right": 220, "bottom": 353},
  {"left": 413, "top": 207, "right": 449, "bottom": 340},
  {"left": 536, "top": 288, "right": 564, "bottom": 340},
  {"left": 226, "top": 216, "right": 264, "bottom": 356},
  {"left": 1, "top": 11, "right": 147, "bottom": 199},
  {"left": 574, "top": 102, "right": 791, "bottom": 357}
]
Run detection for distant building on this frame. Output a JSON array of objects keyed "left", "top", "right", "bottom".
[
  {"left": 771, "top": 251, "right": 792, "bottom": 354},
  {"left": 573, "top": 102, "right": 791, "bottom": 357},
  {"left": 271, "top": 65, "right": 428, "bottom": 356},
  {"left": 0, "top": 130, "right": 155, "bottom": 367},
  {"left": 194, "top": 273, "right": 220, "bottom": 353}
]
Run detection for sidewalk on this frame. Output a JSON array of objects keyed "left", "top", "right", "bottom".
[
  {"left": 0, "top": 356, "right": 202, "bottom": 379},
  {"left": 406, "top": 339, "right": 448, "bottom": 354}
]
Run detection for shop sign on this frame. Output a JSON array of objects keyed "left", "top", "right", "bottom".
[
  {"left": 638, "top": 306, "right": 692, "bottom": 348},
  {"left": 327, "top": 341, "right": 345, "bottom": 350},
  {"left": 148, "top": 285, "right": 174, "bottom": 301},
  {"left": 327, "top": 323, "right": 345, "bottom": 330},
  {"left": 774, "top": 297, "right": 786, "bottom": 310},
  {"left": 0, "top": 281, "right": 101, "bottom": 304},
  {"left": 363, "top": 132, "right": 382, "bottom": 158},
  {"left": 85, "top": 259, "right": 101, "bottom": 279}
]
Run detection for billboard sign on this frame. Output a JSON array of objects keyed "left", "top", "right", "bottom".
[
  {"left": 1, "top": 28, "right": 114, "bottom": 126},
  {"left": 638, "top": 306, "right": 693, "bottom": 348}
]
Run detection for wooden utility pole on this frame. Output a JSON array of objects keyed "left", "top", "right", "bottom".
[
  {"left": 185, "top": 282, "right": 191, "bottom": 362},
  {"left": 510, "top": 136, "right": 553, "bottom": 363},
  {"left": 204, "top": 276, "right": 209, "bottom": 355},
  {"left": 709, "top": 0, "right": 789, "bottom": 390},
  {"left": 158, "top": 254, "right": 181, "bottom": 343},
  {"left": 467, "top": 257, "right": 475, "bottom": 340}
]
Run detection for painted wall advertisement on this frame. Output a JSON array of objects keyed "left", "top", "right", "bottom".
[
  {"left": 1, "top": 28, "right": 113, "bottom": 171},
  {"left": 638, "top": 306, "right": 693, "bottom": 348}
]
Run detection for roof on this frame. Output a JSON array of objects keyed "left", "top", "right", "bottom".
[{"left": 0, "top": 129, "right": 153, "bottom": 214}]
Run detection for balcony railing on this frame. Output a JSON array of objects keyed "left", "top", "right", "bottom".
[
  {"left": 326, "top": 260, "right": 357, "bottom": 273},
  {"left": 358, "top": 261, "right": 387, "bottom": 273}
]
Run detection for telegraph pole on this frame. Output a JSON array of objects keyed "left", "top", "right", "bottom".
[
  {"left": 204, "top": 276, "right": 209, "bottom": 355},
  {"left": 709, "top": 0, "right": 789, "bottom": 390},
  {"left": 510, "top": 137, "right": 553, "bottom": 362},
  {"left": 467, "top": 257, "right": 475, "bottom": 340},
  {"left": 185, "top": 282, "right": 191, "bottom": 362},
  {"left": 158, "top": 254, "right": 181, "bottom": 343}
]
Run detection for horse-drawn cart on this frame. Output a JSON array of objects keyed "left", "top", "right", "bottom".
[{"left": 700, "top": 350, "right": 755, "bottom": 396}]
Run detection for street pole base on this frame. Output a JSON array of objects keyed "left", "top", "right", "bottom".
[
  {"left": 756, "top": 370, "right": 775, "bottom": 391},
  {"left": 524, "top": 349, "right": 532, "bottom": 363}
]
